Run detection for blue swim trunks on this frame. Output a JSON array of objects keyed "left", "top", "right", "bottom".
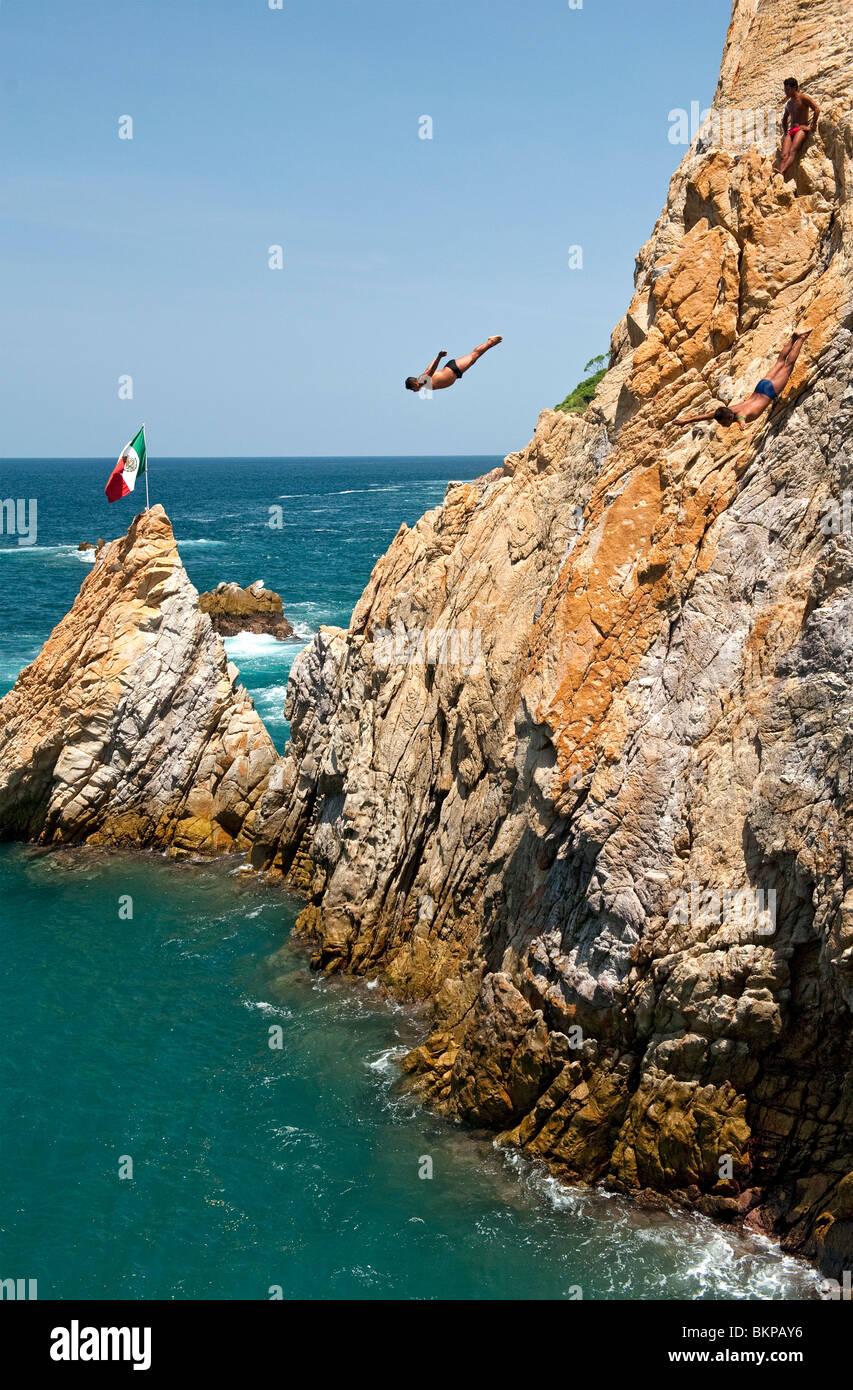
[{"left": 755, "top": 378, "right": 777, "bottom": 400}]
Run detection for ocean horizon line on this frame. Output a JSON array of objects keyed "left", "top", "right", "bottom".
[{"left": 0, "top": 453, "right": 503, "bottom": 464}]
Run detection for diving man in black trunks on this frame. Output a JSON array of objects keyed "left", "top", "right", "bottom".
[{"left": 405, "top": 335, "right": 502, "bottom": 393}]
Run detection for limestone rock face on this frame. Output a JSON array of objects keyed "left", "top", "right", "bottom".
[
  {"left": 199, "top": 580, "right": 294, "bottom": 640},
  {"left": 252, "top": 0, "right": 853, "bottom": 1274},
  {"left": 0, "top": 506, "right": 277, "bottom": 854}
]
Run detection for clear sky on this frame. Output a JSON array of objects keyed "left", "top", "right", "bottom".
[{"left": 0, "top": 0, "right": 733, "bottom": 459}]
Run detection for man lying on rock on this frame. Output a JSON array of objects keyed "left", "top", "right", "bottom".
[
  {"left": 405, "top": 335, "right": 502, "bottom": 393},
  {"left": 673, "top": 331, "right": 811, "bottom": 431},
  {"left": 773, "top": 77, "right": 820, "bottom": 177}
]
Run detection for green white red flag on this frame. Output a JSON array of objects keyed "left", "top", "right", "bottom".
[{"left": 105, "top": 425, "right": 147, "bottom": 503}]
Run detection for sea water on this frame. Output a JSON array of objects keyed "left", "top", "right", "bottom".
[{"left": 0, "top": 458, "right": 822, "bottom": 1299}]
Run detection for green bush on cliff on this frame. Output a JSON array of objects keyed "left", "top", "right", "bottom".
[{"left": 555, "top": 355, "right": 607, "bottom": 414}]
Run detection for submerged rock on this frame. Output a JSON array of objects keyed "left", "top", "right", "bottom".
[
  {"left": 199, "top": 580, "right": 294, "bottom": 640},
  {"left": 0, "top": 505, "right": 277, "bottom": 854},
  {"left": 250, "top": 0, "right": 853, "bottom": 1276}
]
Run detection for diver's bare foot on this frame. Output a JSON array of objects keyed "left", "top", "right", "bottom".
[{"left": 487, "top": 335, "right": 502, "bottom": 347}]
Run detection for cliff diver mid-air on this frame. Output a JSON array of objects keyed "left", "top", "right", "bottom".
[
  {"left": 405, "top": 335, "right": 502, "bottom": 393},
  {"left": 672, "top": 331, "right": 811, "bottom": 431}
]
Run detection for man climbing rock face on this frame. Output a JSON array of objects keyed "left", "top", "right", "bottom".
[{"left": 773, "top": 77, "right": 820, "bottom": 177}]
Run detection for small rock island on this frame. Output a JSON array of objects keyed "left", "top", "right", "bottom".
[{"left": 199, "top": 580, "right": 294, "bottom": 640}]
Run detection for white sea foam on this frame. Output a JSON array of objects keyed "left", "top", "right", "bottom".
[
  {"left": 181, "top": 512, "right": 244, "bottom": 522},
  {"left": 222, "top": 632, "right": 288, "bottom": 663},
  {"left": 243, "top": 999, "right": 293, "bottom": 1019},
  {"left": 286, "top": 600, "right": 330, "bottom": 622},
  {"left": 498, "top": 1149, "right": 822, "bottom": 1299},
  {"left": 367, "top": 1045, "right": 408, "bottom": 1075},
  {"left": 0, "top": 545, "right": 57, "bottom": 555},
  {"left": 0, "top": 653, "right": 37, "bottom": 698},
  {"left": 269, "top": 1124, "right": 320, "bottom": 1153},
  {"left": 253, "top": 683, "right": 289, "bottom": 711},
  {"left": 277, "top": 485, "right": 408, "bottom": 500},
  {"left": 0, "top": 544, "right": 94, "bottom": 558}
]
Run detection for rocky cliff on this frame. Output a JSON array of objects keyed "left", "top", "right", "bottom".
[
  {"left": 251, "top": 0, "right": 853, "bottom": 1275},
  {"left": 0, "top": 506, "right": 277, "bottom": 854}
]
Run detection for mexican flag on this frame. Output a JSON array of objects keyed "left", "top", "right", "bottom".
[{"left": 105, "top": 425, "right": 146, "bottom": 503}]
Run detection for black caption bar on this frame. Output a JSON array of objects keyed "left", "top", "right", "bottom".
[{"left": 1, "top": 1294, "right": 848, "bottom": 1379}]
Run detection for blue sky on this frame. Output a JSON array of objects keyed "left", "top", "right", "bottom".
[{"left": 0, "top": 0, "right": 732, "bottom": 458}]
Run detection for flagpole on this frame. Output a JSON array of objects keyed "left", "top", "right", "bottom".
[{"left": 144, "top": 423, "right": 150, "bottom": 510}]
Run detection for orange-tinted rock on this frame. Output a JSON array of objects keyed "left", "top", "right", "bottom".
[{"left": 251, "top": 0, "right": 853, "bottom": 1278}]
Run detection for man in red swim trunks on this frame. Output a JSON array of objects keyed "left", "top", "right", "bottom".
[{"left": 773, "top": 77, "right": 819, "bottom": 177}]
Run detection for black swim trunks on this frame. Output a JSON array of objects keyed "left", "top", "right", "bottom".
[{"left": 446, "top": 358, "right": 463, "bottom": 379}]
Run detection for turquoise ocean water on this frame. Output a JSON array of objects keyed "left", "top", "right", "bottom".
[{"left": 0, "top": 458, "right": 821, "bottom": 1299}]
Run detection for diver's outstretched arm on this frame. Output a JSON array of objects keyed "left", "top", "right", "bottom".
[
  {"left": 423, "top": 350, "right": 447, "bottom": 378},
  {"left": 673, "top": 411, "right": 718, "bottom": 425}
]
